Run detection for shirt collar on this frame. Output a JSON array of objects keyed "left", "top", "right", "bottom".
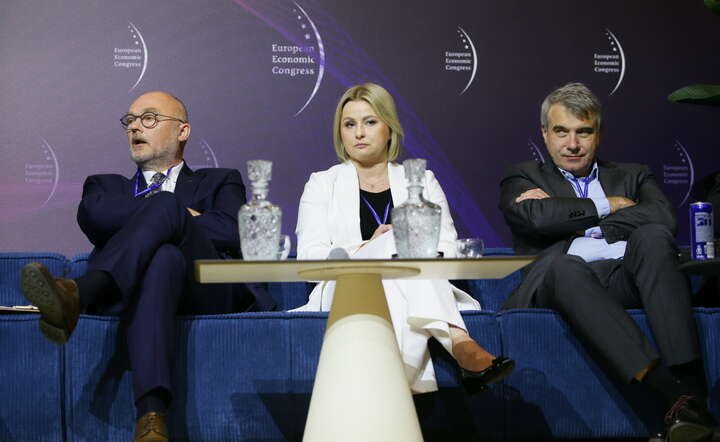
[
  {"left": 141, "top": 160, "right": 184, "bottom": 184},
  {"left": 557, "top": 161, "right": 598, "bottom": 182}
]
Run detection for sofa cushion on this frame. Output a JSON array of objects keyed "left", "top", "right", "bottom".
[
  {"left": 0, "top": 314, "right": 63, "bottom": 442},
  {"left": 454, "top": 248, "right": 520, "bottom": 312},
  {"left": 0, "top": 252, "right": 68, "bottom": 306},
  {"left": 695, "top": 308, "right": 720, "bottom": 419},
  {"left": 66, "top": 253, "right": 90, "bottom": 280}
]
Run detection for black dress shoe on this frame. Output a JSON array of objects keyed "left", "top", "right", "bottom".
[
  {"left": 664, "top": 395, "right": 717, "bottom": 442},
  {"left": 461, "top": 357, "right": 515, "bottom": 395},
  {"left": 21, "top": 262, "right": 80, "bottom": 344}
]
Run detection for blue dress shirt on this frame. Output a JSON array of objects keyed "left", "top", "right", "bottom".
[{"left": 561, "top": 163, "right": 627, "bottom": 262}]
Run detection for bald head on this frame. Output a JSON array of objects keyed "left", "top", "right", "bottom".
[{"left": 130, "top": 91, "right": 188, "bottom": 122}]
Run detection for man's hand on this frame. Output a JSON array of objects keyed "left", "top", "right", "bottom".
[
  {"left": 515, "top": 188, "right": 550, "bottom": 203},
  {"left": 187, "top": 208, "right": 201, "bottom": 216},
  {"left": 607, "top": 196, "right": 636, "bottom": 214}
]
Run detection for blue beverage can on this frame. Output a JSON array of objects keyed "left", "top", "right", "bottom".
[{"left": 690, "top": 202, "right": 715, "bottom": 260}]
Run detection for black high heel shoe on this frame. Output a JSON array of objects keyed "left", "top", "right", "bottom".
[{"left": 461, "top": 357, "right": 515, "bottom": 395}]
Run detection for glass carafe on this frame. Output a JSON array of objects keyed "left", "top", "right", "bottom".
[
  {"left": 238, "top": 160, "right": 283, "bottom": 260},
  {"left": 391, "top": 158, "right": 441, "bottom": 258}
]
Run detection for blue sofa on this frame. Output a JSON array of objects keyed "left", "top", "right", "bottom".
[{"left": 0, "top": 252, "right": 718, "bottom": 441}]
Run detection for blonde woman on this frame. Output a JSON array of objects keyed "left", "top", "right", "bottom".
[{"left": 294, "top": 83, "right": 513, "bottom": 394}]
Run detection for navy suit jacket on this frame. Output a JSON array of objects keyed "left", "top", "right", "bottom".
[
  {"left": 77, "top": 163, "right": 275, "bottom": 312},
  {"left": 499, "top": 159, "right": 676, "bottom": 309},
  {"left": 78, "top": 164, "right": 244, "bottom": 254}
]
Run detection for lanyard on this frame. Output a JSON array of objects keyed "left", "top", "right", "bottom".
[
  {"left": 570, "top": 176, "right": 591, "bottom": 199},
  {"left": 361, "top": 194, "right": 390, "bottom": 226},
  {"left": 133, "top": 165, "right": 175, "bottom": 197}
]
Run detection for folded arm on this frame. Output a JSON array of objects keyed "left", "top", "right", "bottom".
[
  {"left": 77, "top": 176, "right": 145, "bottom": 246},
  {"left": 500, "top": 170, "right": 599, "bottom": 239},
  {"left": 190, "top": 169, "right": 246, "bottom": 251},
  {"left": 598, "top": 167, "right": 676, "bottom": 242}
]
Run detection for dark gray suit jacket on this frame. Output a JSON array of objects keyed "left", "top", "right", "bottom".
[{"left": 499, "top": 159, "right": 676, "bottom": 309}]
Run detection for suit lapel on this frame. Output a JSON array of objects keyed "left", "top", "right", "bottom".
[
  {"left": 540, "top": 161, "right": 577, "bottom": 197},
  {"left": 388, "top": 162, "right": 406, "bottom": 207},
  {"left": 174, "top": 163, "right": 200, "bottom": 205},
  {"left": 336, "top": 162, "right": 363, "bottom": 243},
  {"left": 597, "top": 160, "right": 626, "bottom": 197},
  {"left": 132, "top": 169, "right": 148, "bottom": 194}
]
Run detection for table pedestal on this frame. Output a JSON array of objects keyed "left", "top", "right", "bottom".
[
  {"left": 302, "top": 270, "right": 423, "bottom": 442},
  {"left": 194, "top": 257, "right": 536, "bottom": 441}
]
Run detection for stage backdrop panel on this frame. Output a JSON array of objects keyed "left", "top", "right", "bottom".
[{"left": 1, "top": 0, "right": 718, "bottom": 256}]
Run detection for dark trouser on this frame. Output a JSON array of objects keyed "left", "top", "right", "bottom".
[
  {"left": 86, "top": 192, "right": 233, "bottom": 402},
  {"left": 534, "top": 224, "right": 699, "bottom": 382}
]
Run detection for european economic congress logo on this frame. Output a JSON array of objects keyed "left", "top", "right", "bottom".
[
  {"left": 444, "top": 26, "right": 477, "bottom": 95},
  {"left": 184, "top": 139, "right": 219, "bottom": 170},
  {"left": 112, "top": 22, "right": 148, "bottom": 92},
  {"left": 23, "top": 137, "right": 60, "bottom": 208},
  {"left": 593, "top": 29, "right": 626, "bottom": 95},
  {"left": 270, "top": 2, "right": 325, "bottom": 116},
  {"left": 528, "top": 139, "right": 546, "bottom": 164},
  {"left": 661, "top": 140, "right": 695, "bottom": 207}
]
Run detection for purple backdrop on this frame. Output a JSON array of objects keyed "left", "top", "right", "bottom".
[{"left": 1, "top": 0, "right": 718, "bottom": 256}]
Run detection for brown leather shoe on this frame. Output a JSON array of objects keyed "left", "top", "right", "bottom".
[
  {"left": 134, "top": 412, "right": 169, "bottom": 442},
  {"left": 20, "top": 262, "right": 80, "bottom": 344}
]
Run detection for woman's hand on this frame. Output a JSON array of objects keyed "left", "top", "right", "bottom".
[
  {"left": 370, "top": 224, "right": 392, "bottom": 241},
  {"left": 358, "top": 224, "right": 393, "bottom": 249}
]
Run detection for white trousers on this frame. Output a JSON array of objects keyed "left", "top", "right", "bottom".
[{"left": 292, "top": 232, "right": 481, "bottom": 393}]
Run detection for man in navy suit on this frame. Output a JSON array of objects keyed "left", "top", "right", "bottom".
[
  {"left": 499, "top": 83, "right": 717, "bottom": 442},
  {"left": 21, "top": 91, "right": 274, "bottom": 442}
]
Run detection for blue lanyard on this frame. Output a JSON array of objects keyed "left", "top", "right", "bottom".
[
  {"left": 133, "top": 165, "right": 175, "bottom": 197},
  {"left": 570, "top": 176, "right": 591, "bottom": 199},
  {"left": 361, "top": 194, "right": 390, "bottom": 226}
]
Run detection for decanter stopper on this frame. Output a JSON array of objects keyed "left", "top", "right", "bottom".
[{"left": 247, "top": 159, "right": 271, "bottom": 200}]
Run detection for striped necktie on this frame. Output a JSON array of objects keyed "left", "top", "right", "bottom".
[{"left": 145, "top": 172, "right": 167, "bottom": 198}]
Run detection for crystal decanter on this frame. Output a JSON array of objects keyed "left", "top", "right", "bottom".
[
  {"left": 238, "top": 160, "right": 282, "bottom": 260},
  {"left": 392, "top": 158, "right": 441, "bottom": 258}
]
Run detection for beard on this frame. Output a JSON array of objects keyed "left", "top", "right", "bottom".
[
  {"left": 130, "top": 147, "right": 156, "bottom": 167},
  {"left": 128, "top": 139, "right": 182, "bottom": 171}
]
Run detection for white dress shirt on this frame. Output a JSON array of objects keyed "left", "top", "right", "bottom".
[{"left": 141, "top": 161, "right": 184, "bottom": 193}]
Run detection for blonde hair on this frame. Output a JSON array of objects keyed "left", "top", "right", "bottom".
[{"left": 332, "top": 83, "right": 404, "bottom": 162}]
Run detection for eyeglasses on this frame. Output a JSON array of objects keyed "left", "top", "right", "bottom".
[{"left": 120, "top": 111, "right": 187, "bottom": 129}]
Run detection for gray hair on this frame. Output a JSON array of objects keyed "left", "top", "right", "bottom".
[{"left": 540, "top": 82, "right": 602, "bottom": 130}]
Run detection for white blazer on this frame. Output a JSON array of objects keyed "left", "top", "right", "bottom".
[
  {"left": 293, "top": 161, "right": 480, "bottom": 393},
  {"left": 296, "top": 161, "right": 458, "bottom": 259}
]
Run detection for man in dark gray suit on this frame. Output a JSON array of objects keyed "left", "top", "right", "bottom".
[{"left": 499, "top": 82, "right": 717, "bottom": 442}]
